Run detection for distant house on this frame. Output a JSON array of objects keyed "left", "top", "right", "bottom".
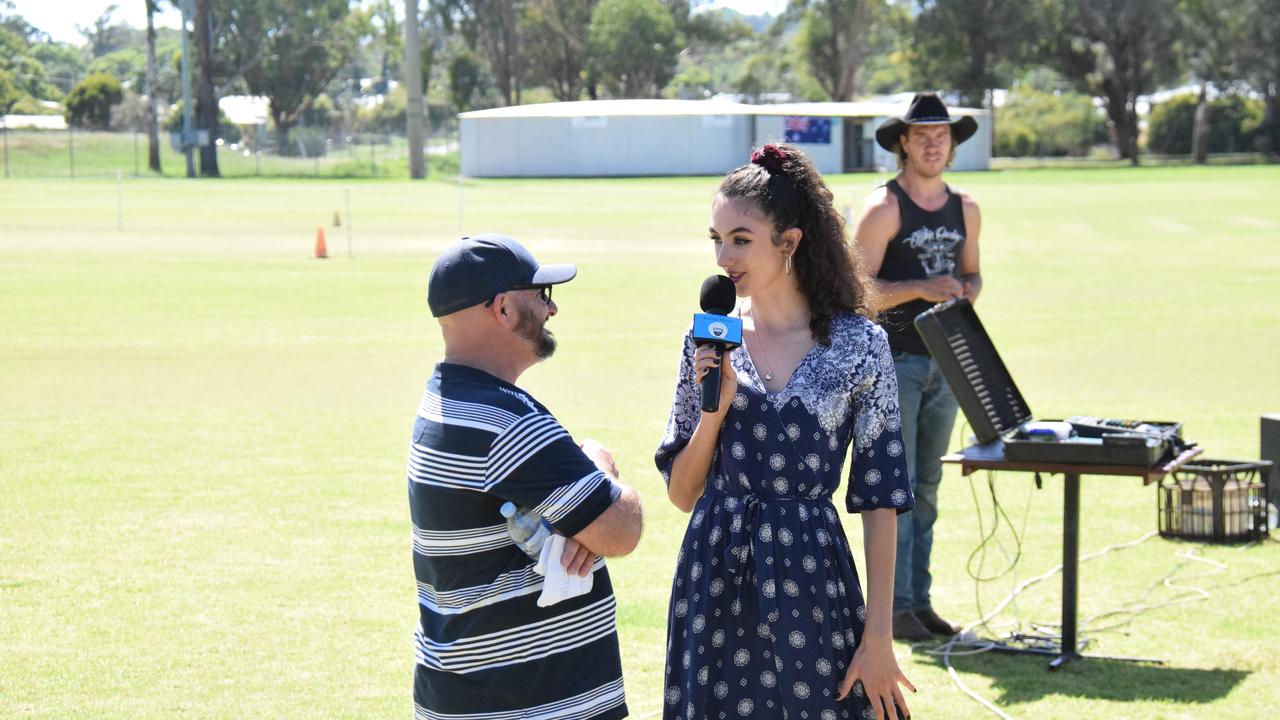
[
  {"left": 1, "top": 114, "right": 68, "bottom": 130},
  {"left": 218, "top": 95, "right": 270, "bottom": 126},
  {"left": 459, "top": 98, "right": 990, "bottom": 177}
]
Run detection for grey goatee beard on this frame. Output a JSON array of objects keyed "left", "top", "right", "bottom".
[{"left": 516, "top": 303, "right": 556, "bottom": 359}]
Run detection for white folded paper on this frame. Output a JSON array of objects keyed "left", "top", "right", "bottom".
[{"left": 533, "top": 533, "right": 594, "bottom": 607}]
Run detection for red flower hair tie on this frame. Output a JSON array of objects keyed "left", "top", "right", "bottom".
[{"left": 750, "top": 144, "right": 787, "bottom": 174}]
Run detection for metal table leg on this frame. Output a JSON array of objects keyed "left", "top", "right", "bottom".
[{"left": 1050, "top": 472, "right": 1082, "bottom": 670}]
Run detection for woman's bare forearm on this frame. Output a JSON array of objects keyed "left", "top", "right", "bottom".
[{"left": 667, "top": 417, "right": 723, "bottom": 512}]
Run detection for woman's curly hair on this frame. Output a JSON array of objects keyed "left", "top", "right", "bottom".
[{"left": 717, "top": 143, "right": 875, "bottom": 345}]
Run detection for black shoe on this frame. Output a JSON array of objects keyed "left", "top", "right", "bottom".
[
  {"left": 892, "top": 610, "right": 933, "bottom": 641},
  {"left": 915, "top": 606, "right": 961, "bottom": 636}
]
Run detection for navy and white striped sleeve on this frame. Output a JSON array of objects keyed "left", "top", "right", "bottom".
[{"left": 488, "top": 412, "right": 616, "bottom": 537}]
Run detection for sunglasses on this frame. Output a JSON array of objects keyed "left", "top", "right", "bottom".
[{"left": 484, "top": 284, "right": 553, "bottom": 308}]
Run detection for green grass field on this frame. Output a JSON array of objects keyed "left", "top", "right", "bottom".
[{"left": 2, "top": 165, "right": 1279, "bottom": 719}]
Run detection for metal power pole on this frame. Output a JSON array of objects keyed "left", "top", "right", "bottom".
[
  {"left": 403, "top": 0, "right": 426, "bottom": 179},
  {"left": 179, "top": 0, "right": 196, "bottom": 178}
]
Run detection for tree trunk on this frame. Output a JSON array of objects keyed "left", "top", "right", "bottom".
[
  {"left": 1104, "top": 90, "right": 1141, "bottom": 165},
  {"left": 1266, "top": 85, "right": 1280, "bottom": 158},
  {"left": 195, "top": 0, "right": 220, "bottom": 177},
  {"left": 833, "top": 0, "right": 870, "bottom": 102},
  {"left": 1192, "top": 82, "right": 1210, "bottom": 164},
  {"left": 1110, "top": 112, "right": 1140, "bottom": 165},
  {"left": 1121, "top": 113, "right": 1140, "bottom": 166},
  {"left": 274, "top": 117, "right": 292, "bottom": 156},
  {"left": 835, "top": 29, "right": 857, "bottom": 101},
  {"left": 505, "top": 1, "right": 520, "bottom": 105},
  {"left": 404, "top": 0, "right": 426, "bottom": 179},
  {"left": 964, "top": 29, "right": 988, "bottom": 109},
  {"left": 144, "top": 0, "right": 161, "bottom": 174},
  {"left": 476, "top": 1, "right": 520, "bottom": 106}
]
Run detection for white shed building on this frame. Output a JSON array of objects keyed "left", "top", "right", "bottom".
[{"left": 459, "top": 99, "right": 989, "bottom": 177}]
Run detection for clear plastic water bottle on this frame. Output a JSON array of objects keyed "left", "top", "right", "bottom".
[{"left": 500, "top": 502, "right": 552, "bottom": 559}]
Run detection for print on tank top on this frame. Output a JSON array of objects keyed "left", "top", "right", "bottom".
[{"left": 902, "top": 225, "right": 964, "bottom": 277}]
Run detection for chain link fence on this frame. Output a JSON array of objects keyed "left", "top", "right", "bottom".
[{"left": 0, "top": 122, "right": 458, "bottom": 179}]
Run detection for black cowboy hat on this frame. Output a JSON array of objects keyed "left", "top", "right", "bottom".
[{"left": 875, "top": 93, "right": 979, "bottom": 152}]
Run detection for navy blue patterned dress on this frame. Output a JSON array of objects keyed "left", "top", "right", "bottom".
[{"left": 655, "top": 312, "right": 914, "bottom": 720}]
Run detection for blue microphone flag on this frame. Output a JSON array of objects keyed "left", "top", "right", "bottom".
[{"left": 692, "top": 313, "right": 742, "bottom": 348}]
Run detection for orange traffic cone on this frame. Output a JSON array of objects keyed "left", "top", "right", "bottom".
[{"left": 314, "top": 226, "right": 328, "bottom": 259}]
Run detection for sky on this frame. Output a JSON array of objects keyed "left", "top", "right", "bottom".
[
  {"left": 9, "top": 1, "right": 181, "bottom": 44},
  {"left": 8, "top": 0, "right": 788, "bottom": 45}
]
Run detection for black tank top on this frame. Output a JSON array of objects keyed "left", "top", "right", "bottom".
[{"left": 878, "top": 179, "right": 967, "bottom": 355}]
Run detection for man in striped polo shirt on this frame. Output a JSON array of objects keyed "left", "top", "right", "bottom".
[{"left": 409, "top": 234, "right": 644, "bottom": 719}]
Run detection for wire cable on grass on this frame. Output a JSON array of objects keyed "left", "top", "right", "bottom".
[
  {"left": 1080, "top": 546, "right": 1225, "bottom": 635},
  {"left": 952, "top": 421, "right": 1029, "bottom": 638},
  {"left": 922, "top": 454, "right": 1048, "bottom": 720},
  {"left": 967, "top": 472, "right": 1031, "bottom": 583},
  {"left": 929, "top": 476, "right": 1182, "bottom": 720},
  {"left": 933, "top": 531, "right": 1253, "bottom": 720},
  {"left": 925, "top": 535, "right": 1142, "bottom": 720},
  {"left": 965, "top": 470, "right": 1035, "bottom": 642},
  {"left": 925, "top": 422, "right": 1274, "bottom": 718}
]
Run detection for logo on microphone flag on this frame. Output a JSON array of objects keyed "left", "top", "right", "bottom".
[{"left": 693, "top": 313, "right": 742, "bottom": 348}]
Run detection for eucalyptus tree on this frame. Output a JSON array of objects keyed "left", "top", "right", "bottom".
[
  {"left": 434, "top": 0, "right": 524, "bottom": 105},
  {"left": 239, "top": 0, "right": 361, "bottom": 154},
  {"left": 144, "top": 0, "right": 161, "bottom": 173},
  {"left": 909, "top": 0, "right": 1037, "bottom": 108},
  {"left": 521, "top": 0, "right": 596, "bottom": 101},
  {"left": 586, "top": 0, "right": 678, "bottom": 98},
  {"left": 1043, "top": 0, "right": 1182, "bottom": 164}
]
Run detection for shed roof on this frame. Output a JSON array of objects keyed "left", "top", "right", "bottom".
[
  {"left": 752, "top": 101, "right": 984, "bottom": 118},
  {"left": 459, "top": 99, "right": 754, "bottom": 119},
  {"left": 458, "top": 98, "right": 985, "bottom": 120}
]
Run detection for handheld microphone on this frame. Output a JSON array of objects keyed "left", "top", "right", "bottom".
[{"left": 693, "top": 275, "right": 743, "bottom": 413}]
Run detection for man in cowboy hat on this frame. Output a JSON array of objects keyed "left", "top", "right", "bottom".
[{"left": 853, "top": 93, "right": 982, "bottom": 641}]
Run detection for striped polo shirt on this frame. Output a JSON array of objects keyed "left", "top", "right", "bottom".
[{"left": 407, "top": 362, "right": 627, "bottom": 720}]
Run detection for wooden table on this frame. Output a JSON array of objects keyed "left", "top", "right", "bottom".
[{"left": 941, "top": 442, "right": 1203, "bottom": 670}]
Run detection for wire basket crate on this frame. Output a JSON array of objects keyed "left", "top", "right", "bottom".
[{"left": 1158, "top": 459, "right": 1272, "bottom": 542}]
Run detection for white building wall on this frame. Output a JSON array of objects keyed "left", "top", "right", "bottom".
[
  {"left": 955, "top": 112, "right": 991, "bottom": 171},
  {"left": 460, "top": 104, "right": 991, "bottom": 176},
  {"left": 752, "top": 115, "right": 846, "bottom": 175},
  {"left": 461, "top": 115, "right": 752, "bottom": 177}
]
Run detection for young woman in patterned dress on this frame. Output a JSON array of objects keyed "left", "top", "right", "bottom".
[{"left": 656, "top": 144, "right": 916, "bottom": 720}]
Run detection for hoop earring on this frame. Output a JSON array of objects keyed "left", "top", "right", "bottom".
[{"left": 785, "top": 254, "right": 793, "bottom": 275}]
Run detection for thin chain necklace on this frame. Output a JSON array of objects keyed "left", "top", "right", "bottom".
[
  {"left": 746, "top": 305, "right": 805, "bottom": 383},
  {"left": 756, "top": 331, "right": 777, "bottom": 382}
]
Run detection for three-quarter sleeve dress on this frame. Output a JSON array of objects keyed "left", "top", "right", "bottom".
[{"left": 655, "top": 311, "right": 914, "bottom": 720}]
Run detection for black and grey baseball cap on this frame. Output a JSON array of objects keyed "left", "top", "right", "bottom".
[{"left": 427, "top": 234, "right": 577, "bottom": 317}]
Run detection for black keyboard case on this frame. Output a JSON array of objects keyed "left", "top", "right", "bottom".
[{"left": 912, "top": 299, "right": 1182, "bottom": 467}]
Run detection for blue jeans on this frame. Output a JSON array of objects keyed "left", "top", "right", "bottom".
[{"left": 892, "top": 351, "right": 959, "bottom": 614}]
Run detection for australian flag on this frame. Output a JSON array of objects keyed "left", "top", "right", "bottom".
[{"left": 784, "top": 117, "right": 831, "bottom": 144}]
